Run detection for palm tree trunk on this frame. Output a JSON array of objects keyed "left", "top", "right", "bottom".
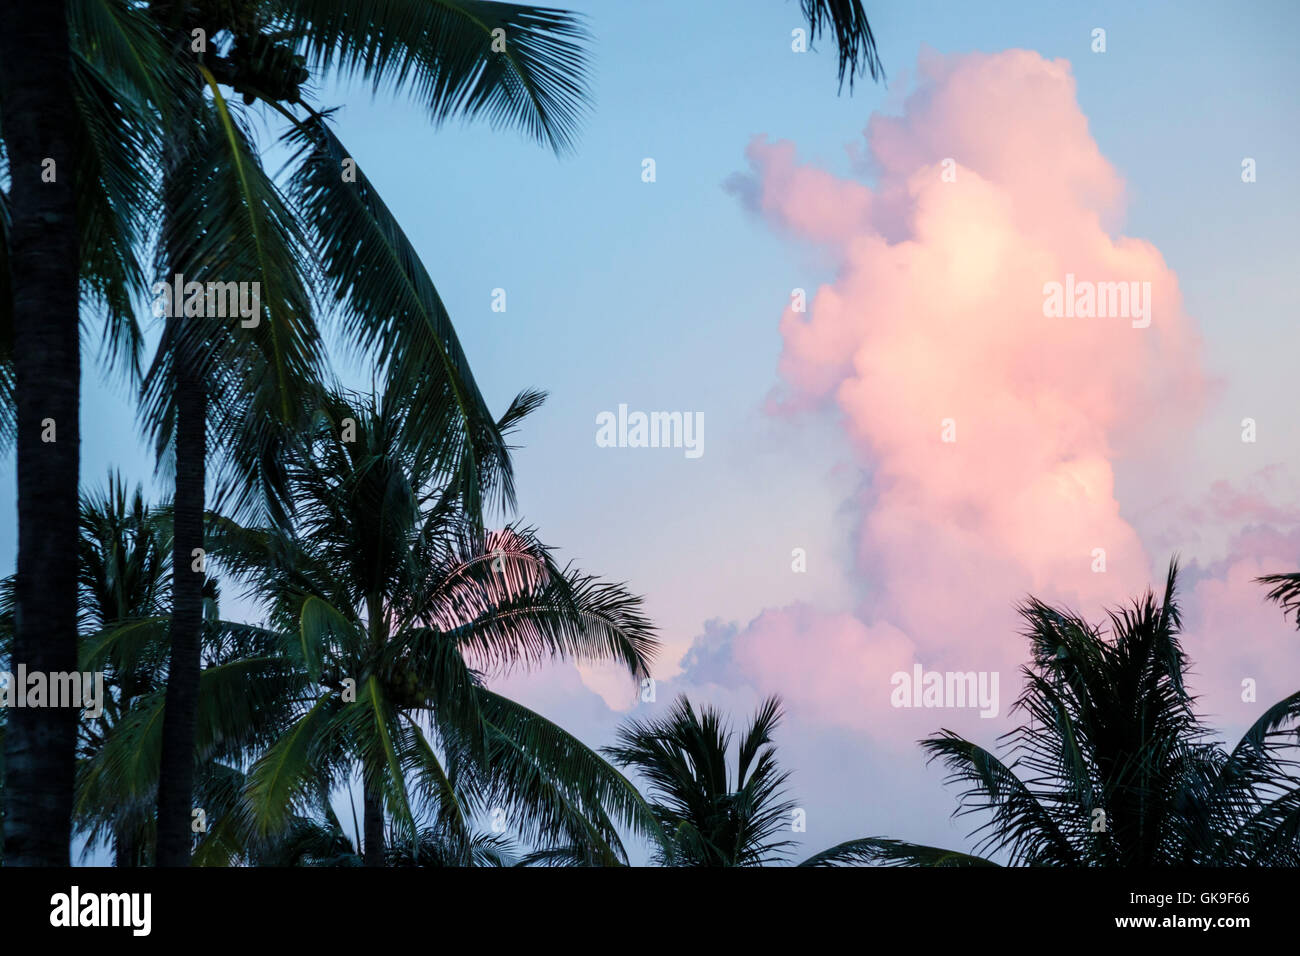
[
  {"left": 0, "top": 0, "right": 81, "bottom": 866},
  {"left": 114, "top": 822, "right": 142, "bottom": 867},
  {"left": 155, "top": 356, "right": 206, "bottom": 866},
  {"left": 363, "top": 777, "right": 385, "bottom": 866},
  {"left": 152, "top": 47, "right": 207, "bottom": 866},
  {"left": 362, "top": 593, "right": 387, "bottom": 866}
]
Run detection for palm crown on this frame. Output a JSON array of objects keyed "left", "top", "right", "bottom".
[
  {"left": 605, "top": 694, "right": 882, "bottom": 866},
  {"left": 853, "top": 562, "right": 1300, "bottom": 866},
  {"left": 199, "top": 386, "right": 663, "bottom": 864},
  {"left": 49, "top": 0, "right": 602, "bottom": 863}
]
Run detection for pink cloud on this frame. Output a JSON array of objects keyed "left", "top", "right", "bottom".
[
  {"left": 705, "top": 48, "right": 1300, "bottom": 735},
  {"left": 731, "top": 605, "right": 915, "bottom": 731},
  {"left": 1180, "top": 528, "right": 1300, "bottom": 735},
  {"left": 1189, "top": 469, "right": 1300, "bottom": 528}
]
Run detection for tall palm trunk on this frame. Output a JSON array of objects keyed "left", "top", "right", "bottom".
[
  {"left": 363, "top": 780, "right": 385, "bottom": 867},
  {"left": 362, "top": 593, "right": 386, "bottom": 866},
  {"left": 155, "top": 333, "right": 206, "bottom": 866},
  {"left": 0, "top": 0, "right": 81, "bottom": 866},
  {"left": 154, "top": 66, "right": 207, "bottom": 864},
  {"left": 114, "top": 821, "right": 144, "bottom": 867}
]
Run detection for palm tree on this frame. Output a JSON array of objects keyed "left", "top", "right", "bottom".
[
  {"left": 0, "top": 471, "right": 282, "bottom": 865},
  {"left": 849, "top": 561, "right": 1300, "bottom": 866},
  {"left": 0, "top": 0, "right": 189, "bottom": 863},
  {"left": 72, "top": 474, "right": 173, "bottom": 866},
  {"left": 193, "top": 386, "right": 663, "bottom": 865},
  {"left": 47, "top": 468, "right": 566, "bottom": 868},
  {"left": 604, "top": 694, "right": 879, "bottom": 866},
  {"left": 75, "top": 582, "right": 307, "bottom": 866},
  {"left": 0, "top": 0, "right": 85, "bottom": 867},
  {"left": 111, "top": 0, "right": 600, "bottom": 865}
]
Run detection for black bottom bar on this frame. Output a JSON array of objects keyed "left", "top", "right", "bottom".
[{"left": 0, "top": 867, "right": 1281, "bottom": 942}]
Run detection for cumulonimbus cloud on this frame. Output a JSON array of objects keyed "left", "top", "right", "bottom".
[{"left": 690, "top": 48, "right": 1298, "bottom": 735}]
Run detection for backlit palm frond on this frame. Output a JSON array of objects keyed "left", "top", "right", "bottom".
[
  {"left": 919, "top": 731, "right": 1080, "bottom": 866},
  {"left": 281, "top": 116, "right": 512, "bottom": 521},
  {"left": 414, "top": 523, "right": 656, "bottom": 680},
  {"left": 267, "top": 0, "right": 591, "bottom": 152},
  {"left": 242, "top": 692, "right": 349, "bottom": 839},
  {"left": 396, "top": 713, "right": 480, "bottom": 861},
  {"left": 479, "top": 715, "right": 626, "bottom": 865},
  {"left": 1258, "top": 571, "right": 1300, "bottom": 630},
  {"left": 798, "top": 0, "right": 885, "bottom": 90}
]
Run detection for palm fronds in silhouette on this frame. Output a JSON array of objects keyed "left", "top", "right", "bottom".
[
  {"left": 850, "top": 561, "right": 1300, "bottom": 866},
  {"left": 605, "top": 694, "right": 879, "bottom": 866}
]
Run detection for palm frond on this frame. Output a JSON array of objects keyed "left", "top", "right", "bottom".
[
  {"left": 281, "top": 116, "right": 512, "bottom": 520},
  {"left": 477, "top": 688, "right": 665, "bottom": 852},
  {"left": 920, "top": 731, "right": 1080, "bottom": 866},
  {"left": 265, "top": 0, "right": 592, "bottom": 152},
  {"left": 242, "top": 693, "right": 345, "bottom": 838},
  {"left": 1258, "top": 571, "right": 1300, "bottom": 630},
  {"left": 142, "top": 80, "right": 325, "bottom": 526},
  {"left": 798, "top": 837, "right": 998, "bottom": 867},
  {"left": 798, "top": 0, "right": 885, "bottom": 90}
]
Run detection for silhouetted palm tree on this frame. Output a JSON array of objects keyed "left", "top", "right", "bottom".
[
  {"left": 107, "top": 0, "right": 598, "bottom": 864},
  {"left": 68, "top": 475, "right": 262, "bottom": 867},
  {"left": 71, "top": 474, "right": 172, "bottom": 866},
  {"left": 605, "top": 694, "right": 879, "bottom": 866},
  {"left": 0, "top": 472, "right": 268, "bottom": 865},
  {"left": 196, "top": 386, "right": 662, "bottom": 865},
  {"left": 850, "top": 562, "right": 1300, "bottom": 866},
  {"left": 0, "top": 0, "right": 86, "bottom": 867}
]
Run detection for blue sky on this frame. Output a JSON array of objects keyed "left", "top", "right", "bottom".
[{"left": 6, "top": 0, "right": 1300, "bottom": 861}]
